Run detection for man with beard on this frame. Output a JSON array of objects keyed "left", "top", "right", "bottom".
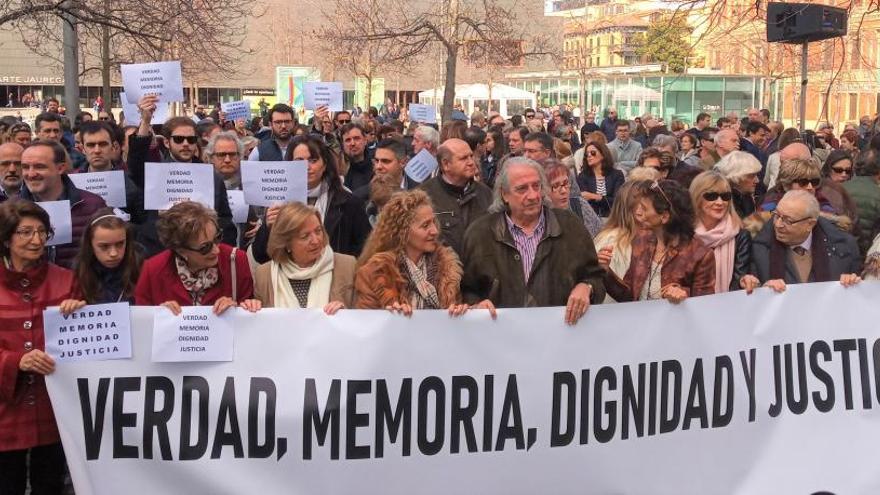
[
  {"left": 340, "top": 122, "right": 375, "bottom": 191},
  {"left": 248, "top": 103, "right": 296, "bottom": 161},
  {"left": 353, "top": 139, "right": 418, "bottom": 202},
  {"left": 0, "top": 142, "right": 23, "bottom": 201}
]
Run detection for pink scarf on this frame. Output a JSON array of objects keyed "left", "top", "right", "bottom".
[{"left": 694, "top": 215, "right": 739, "bottom": 293}]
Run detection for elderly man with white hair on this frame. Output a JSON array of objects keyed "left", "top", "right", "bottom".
[
  {"left": 411, "top": 125, "right": 440, "bottom": 157},
  {"left": 751, "top": 189, "right": 861, "bottom": 291},
  {"left": 460, "top": 157, "right": 606, "bottom": 325},
  {"left": 714, "top": 150, "right": 762, "bottom": 218}
]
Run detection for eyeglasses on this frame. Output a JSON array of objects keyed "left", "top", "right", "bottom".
[
  {"left": 551, "top": 180, "right": 570, "bottom": 192},
  {"left": 336, "top": 119, "right": 351, "bottom": 125},
  {"left": 98, "top": 117, "right": 111, "bottom": 121},
  {"left": 14, "top": 227, "right": 51, "bottom": 240},
  {"left": 272, "top": 119, "right": 294, "bottom": 126},
  {"left": 650, "top": 180, "right": 672, "bottom": 208},
  {"left": 182, "top": 234, "right": 221, "bottom": 255},
  {"left": 792, "top": 177, "right": 821, "bottom": 188},
  {"left": 587, "top": 150, "right": 599, "bottom": 157},
  {"left": 772, "top": 212, "right": 812, "bottom": 227},
  {"left": 213, "top": 151, "right": 239, "bottom": 159},
  {"left": 702, "top": 191, "right": 732, "bottom": 202},
  {"left": 171, "top": 135, "right": 198, "bottom": 145},
  {"left": 831, "top": 167, "right": 852, "bottom": 175}
]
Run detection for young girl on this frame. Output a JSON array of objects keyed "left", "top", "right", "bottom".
[{"left": 73, "top": 208, "right": 143, "bottom": 304}]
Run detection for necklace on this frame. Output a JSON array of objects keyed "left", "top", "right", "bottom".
[{"left": 644, "top": 244, "right": 668, "bottom": 300}]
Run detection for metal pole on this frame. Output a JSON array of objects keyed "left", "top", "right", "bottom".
[
  {"left": 62, "top": 0, "right": 80, "bottom": 127},
  {"left": 799, "top": 40, "right": 808, "bottom": 132}
]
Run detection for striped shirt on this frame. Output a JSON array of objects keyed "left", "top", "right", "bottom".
[{"left": 505, "top": 211, "right": 546, "bottom": 283}]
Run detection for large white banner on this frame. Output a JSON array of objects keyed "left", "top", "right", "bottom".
[{"left": 46, "top": 283, "right": 880, "bottom": 494}]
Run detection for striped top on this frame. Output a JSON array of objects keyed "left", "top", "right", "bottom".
[
  {"left": 505, "top": 211, "right": 547, "bottom": 283},
  {"left": 596, "top": 176, "right": 607, "bottom": 196}
]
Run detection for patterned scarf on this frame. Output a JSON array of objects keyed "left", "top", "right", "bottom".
[
  {"left": 402, "top": 254, "right": 440, "bottom": 310},
  {"left": 175, "top": 255, "right": 219, "bottom": 305}
]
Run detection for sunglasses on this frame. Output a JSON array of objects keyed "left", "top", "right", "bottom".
[
  {"left": 336, "top": 119, "right": 351, "bottom": 125},
  {"left": 183, "top": 234, "right": 221, "bottom": 255},
  {"left": 650, "top": 180, "right": 672, "bottom": 207},
  {"left": 831, "top": 167, "right": 852, "bottom": 175},
  {"left": 171, "top": 135, "right": 198, "bottom": 145},
  {"left": 588, "top": 150, "right": 599, "bottom": 157},
  {"left": 793, "top": 177, "right": 821, "bottom": 188},
  {"left": 702, "top": 191, "right": 732, "bottom": 202}
]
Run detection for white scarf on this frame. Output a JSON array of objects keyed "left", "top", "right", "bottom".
[
  {"left": 308, "top": 181, "right": 331, "bottom": 220},
  {"left": 270, "top": 245, "right": 335, "bottom": 308}
]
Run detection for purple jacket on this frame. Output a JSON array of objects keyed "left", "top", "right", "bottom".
[{"left": 20, "top": 174, "right": 107, "bottom": 269}]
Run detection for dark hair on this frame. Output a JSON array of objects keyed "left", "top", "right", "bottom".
[
  {"left": 440, "top": 120, "right": 467, "bottom": 142},
  {"left": 510, "top": 115, "right": 523, "bottom": 127},
  {"left": 161, "top": 116, "right": 197, "bottom": 139},
  {"left": 778, "top": 128, "right": 803, "bottom": 151},
  {"left": 486, "top": 128, "right": 505, "bottom": 161},
  {"left": 334, "top": 110, "right": 351, "bottom": 122},
  {"left": 464, "top": 126, "right": 486, "bottom": 152},
  {"left": 681, "top": 132, "right": 699, "bottom": 150},
  {"left": 821, "top": 149, "right": 853, "bottom": 178},
  {"left": 760, "top": 109, "right": 771, "bottom": 120},
  {"left": 0, "top": 199, "right": 53, "bottom": 257},
  {"left": 388, "top": 119, "right": 405, "bottom": 134},
  {"left": 268, "top": 104, "right": 295, "bottom": 123},
  {"left": 615, "top": 120, "right": 631, "bottom": 130},
  {"left": 511, "top": 126, "right": 529, "bottom": 142},
  {"left": 581, "top": 141, "right": 615, "bottom": 176},
  {"left": 79, "top": 121, "right": 114, "bottom": 141},
  {"left": 35, "top": 112, "right": 63, "bottom": 131},
  {"left": 285, "top": 134, "right": 343, "bottom": 196},
  {"left": 156, "top": 201, "right": 219, "bottom": 250},
  {"left": 699, "top": 127, "right": 718, "bottom": 142},
  {"left": 856, "top": 149, "right": 880, "bottom": 177},
  {"left": 696, "top": 112, "right": 711, "bottom": 123},
  {"left": 375, "top": 138, "right": 407, "bottom": 161},
  {"left": 339, "top": 122, "right": 366, "bottom": 139},
  {"left": 745, "top": 121, "right": 770, "bottom": 136},
  {"left": 524, "top": 132, "right": 554, "bottom": 153},
  {"left": 27, "top": 139, "right": 68, "bottom": 166},
  {"left": 75, "top": 208, "right": 142, "bottom": 303},
  {"left": 642, "top": 179, "right": 695, "bottom": 244},
  {"left": 716, "top": 117, "right": 731, "bottom": 128}
]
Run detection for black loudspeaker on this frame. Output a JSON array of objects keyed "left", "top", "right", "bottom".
[{"left": 766, "top": 2, "right": 847, "bottom": 43}]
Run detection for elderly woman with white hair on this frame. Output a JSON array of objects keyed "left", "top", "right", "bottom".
[
  {"left": 460, "top": 157, "right": 606, "bottom": 325},
  {"left": 713, "top": 150, "right": 762, "bottom": 218}
]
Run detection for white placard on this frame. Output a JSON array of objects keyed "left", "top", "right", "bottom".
[
  {"left": 68, "top": 171, "right": 127, "bottom": 207},
  {"left": 151, "top": 306, "right": 234, "bottom": 362},
  {"left": 36, "top": 200, "right": 72, "bottom": 246},
  {"left": 226, "top": 189, "right": 249, "bottom": 223},
  {"left": 241, "top": 160, "right": 307, "bottom": 207},
  {"left": 43, "top": 303, "right": 132, "bottom": 362},
  {"left": 404, "top": 148, "right": 438, "bottom": 182},
  {"left": 121, "top": 61, "right": 184, "bottom": 104},
  {"left": 144, "top": 163, "right": 215, "bottom": 210},
  {"left": 221, "top": 100, "right": 252, "bottom": 122},
  {"left": 121, "top": 91, "right": 169, "bottom": 126},
  {"left": 408, "top": 103, "right": 437, "bottom": 124},
  {"left": 303, "top": 82, "right": 343, "bottom": 112}
]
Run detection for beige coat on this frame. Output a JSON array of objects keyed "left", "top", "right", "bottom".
[{"left": 254, "top": 253, "right": 356, "bottom": 308}]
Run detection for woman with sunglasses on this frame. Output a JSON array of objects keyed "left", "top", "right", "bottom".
[
  {"left": 0, "top": 200, "right": 80, "bottom": 495},
  {"left": 760, "top": 158, "right": 838, "bottom": 215},
  {"left": 635, "top": 147, "right": 675, "bottom": 179},
  {"left": 135, "top": 201, "right": 261, "bottom": 315},
  {"left": 689, "top": 171, "right": 757, "bottom": 293},
  {"left": 602, "top": 179, "right": 716, "bottom": 303},
  {"left": 818, "top": 150, "right": 859, "bottom": 224},
  {"left": 576, "top": 141, "right": 624, "bottom": 217}
]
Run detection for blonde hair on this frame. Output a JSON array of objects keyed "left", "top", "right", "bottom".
[
  {"left": 778, "top": 158, "right": 820, "bottom": 191},
  {"left": 357, "top": 190, "right": 435, "bottom": 267},
  {"left": 688, "top": 171, "right": 742, "bottom": 229},
  {"left": 597, "top": 180, "right": 647, "bottom": 249},
  {"left": 266, "top": 202, "right": 327, "bottom": 263},
  {"left": 626, "top": 167, "right": 661, "bottom": 182}
]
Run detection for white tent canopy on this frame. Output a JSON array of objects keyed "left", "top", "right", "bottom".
[{"left": 418, "top": 83, "right": 536, "bottom": 119}]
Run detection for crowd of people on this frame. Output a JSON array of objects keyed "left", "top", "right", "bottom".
[{"left": 1, "top": 97, "right": 879, "bottom": 493}]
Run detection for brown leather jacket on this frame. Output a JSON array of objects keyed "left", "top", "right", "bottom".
[
  {"left": 605, "top": 231, "right": 716, "bottom": 302},
  {"left": 354, "top": 247, "right": 462, "bottom": 309}
]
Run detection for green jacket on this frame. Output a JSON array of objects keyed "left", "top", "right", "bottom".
[
  {"left": 843, "top": 176, "right": 880, "bottom": 254},
  {"left": 460, "top": 208, "right": 606, "bottom": 308}
]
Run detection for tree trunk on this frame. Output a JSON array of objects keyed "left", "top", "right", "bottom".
[
  {"left": 441, "top": 43, "right": 458, "bottom": 123},
  {"left": 100, "top": 16, "right": 111, "bottom": 112}
]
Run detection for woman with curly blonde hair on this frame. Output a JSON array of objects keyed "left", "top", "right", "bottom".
[{"left": 355, "top": 190, "right": 468, "bottom": 316}]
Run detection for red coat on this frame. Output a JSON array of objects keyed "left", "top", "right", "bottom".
[
  {"left": 134, "top": 244, "right": 254, "bottom": 306},
  {"left": 0, "top": 261, "right": 78, "bottom": 451}
]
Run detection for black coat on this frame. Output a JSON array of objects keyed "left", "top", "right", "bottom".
[
  {"left": 576, "top": 168, "right": 625, "bottom": 217},
  {"left": 730, "top": 229, "right": 753, "bottom": 291},
  {"left": 251, "top": 187, "right": 372, "bottom": 262}
]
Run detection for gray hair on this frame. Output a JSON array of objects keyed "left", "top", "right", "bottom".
[
  {"left": 713, "top": 150, "right": 762, "bottom": 182},
  {"left": 714, "top": 129, "right": 737, "bottom": 146},
  {"left": 414, "top": 125, "right": 439, "bottom": 150},
  {"left": 779, "top": 189, "right": 820, "bottom": 219},
  {"left": 204, "top": 131, "right": 242, "bottom": 160},
  {"left": 489, "top": 157, "right": 553, "bottom": 213},
  {"left": 652, "top": 134, "right": 679, "bottom": 154}
]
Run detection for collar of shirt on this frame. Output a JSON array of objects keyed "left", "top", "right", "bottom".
[
  {"left": 504, "top": 208, "right": 546, "bottom": 238},
  {"left": 792, "top": 235, "right": 812, "bottom": 252}
]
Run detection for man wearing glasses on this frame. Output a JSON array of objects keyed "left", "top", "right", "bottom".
[
  {"left": 248, "top": 103, "right": 296, "bottom": 161},
  {"left": 600, "top": 106, "right": 620, "bottom": 142},
  {"left": 126, "top": 95, "right": 236, "bottom": 256},
  {"left": 751, "top": 190, "right": 861, "bottom": 289},
  {"left": 608, "top": 120, "right": 642, "bottom": 175}
]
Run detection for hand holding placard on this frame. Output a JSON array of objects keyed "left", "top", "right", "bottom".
[
  {"left": 121, "top": 61, "right": 184, "bottom": 104},
  {"left": 304, "top": 82, "right": 343, "bottom": 112},
  {"left": 44, "top": 303, "right": 132, "bottom": 362}
]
